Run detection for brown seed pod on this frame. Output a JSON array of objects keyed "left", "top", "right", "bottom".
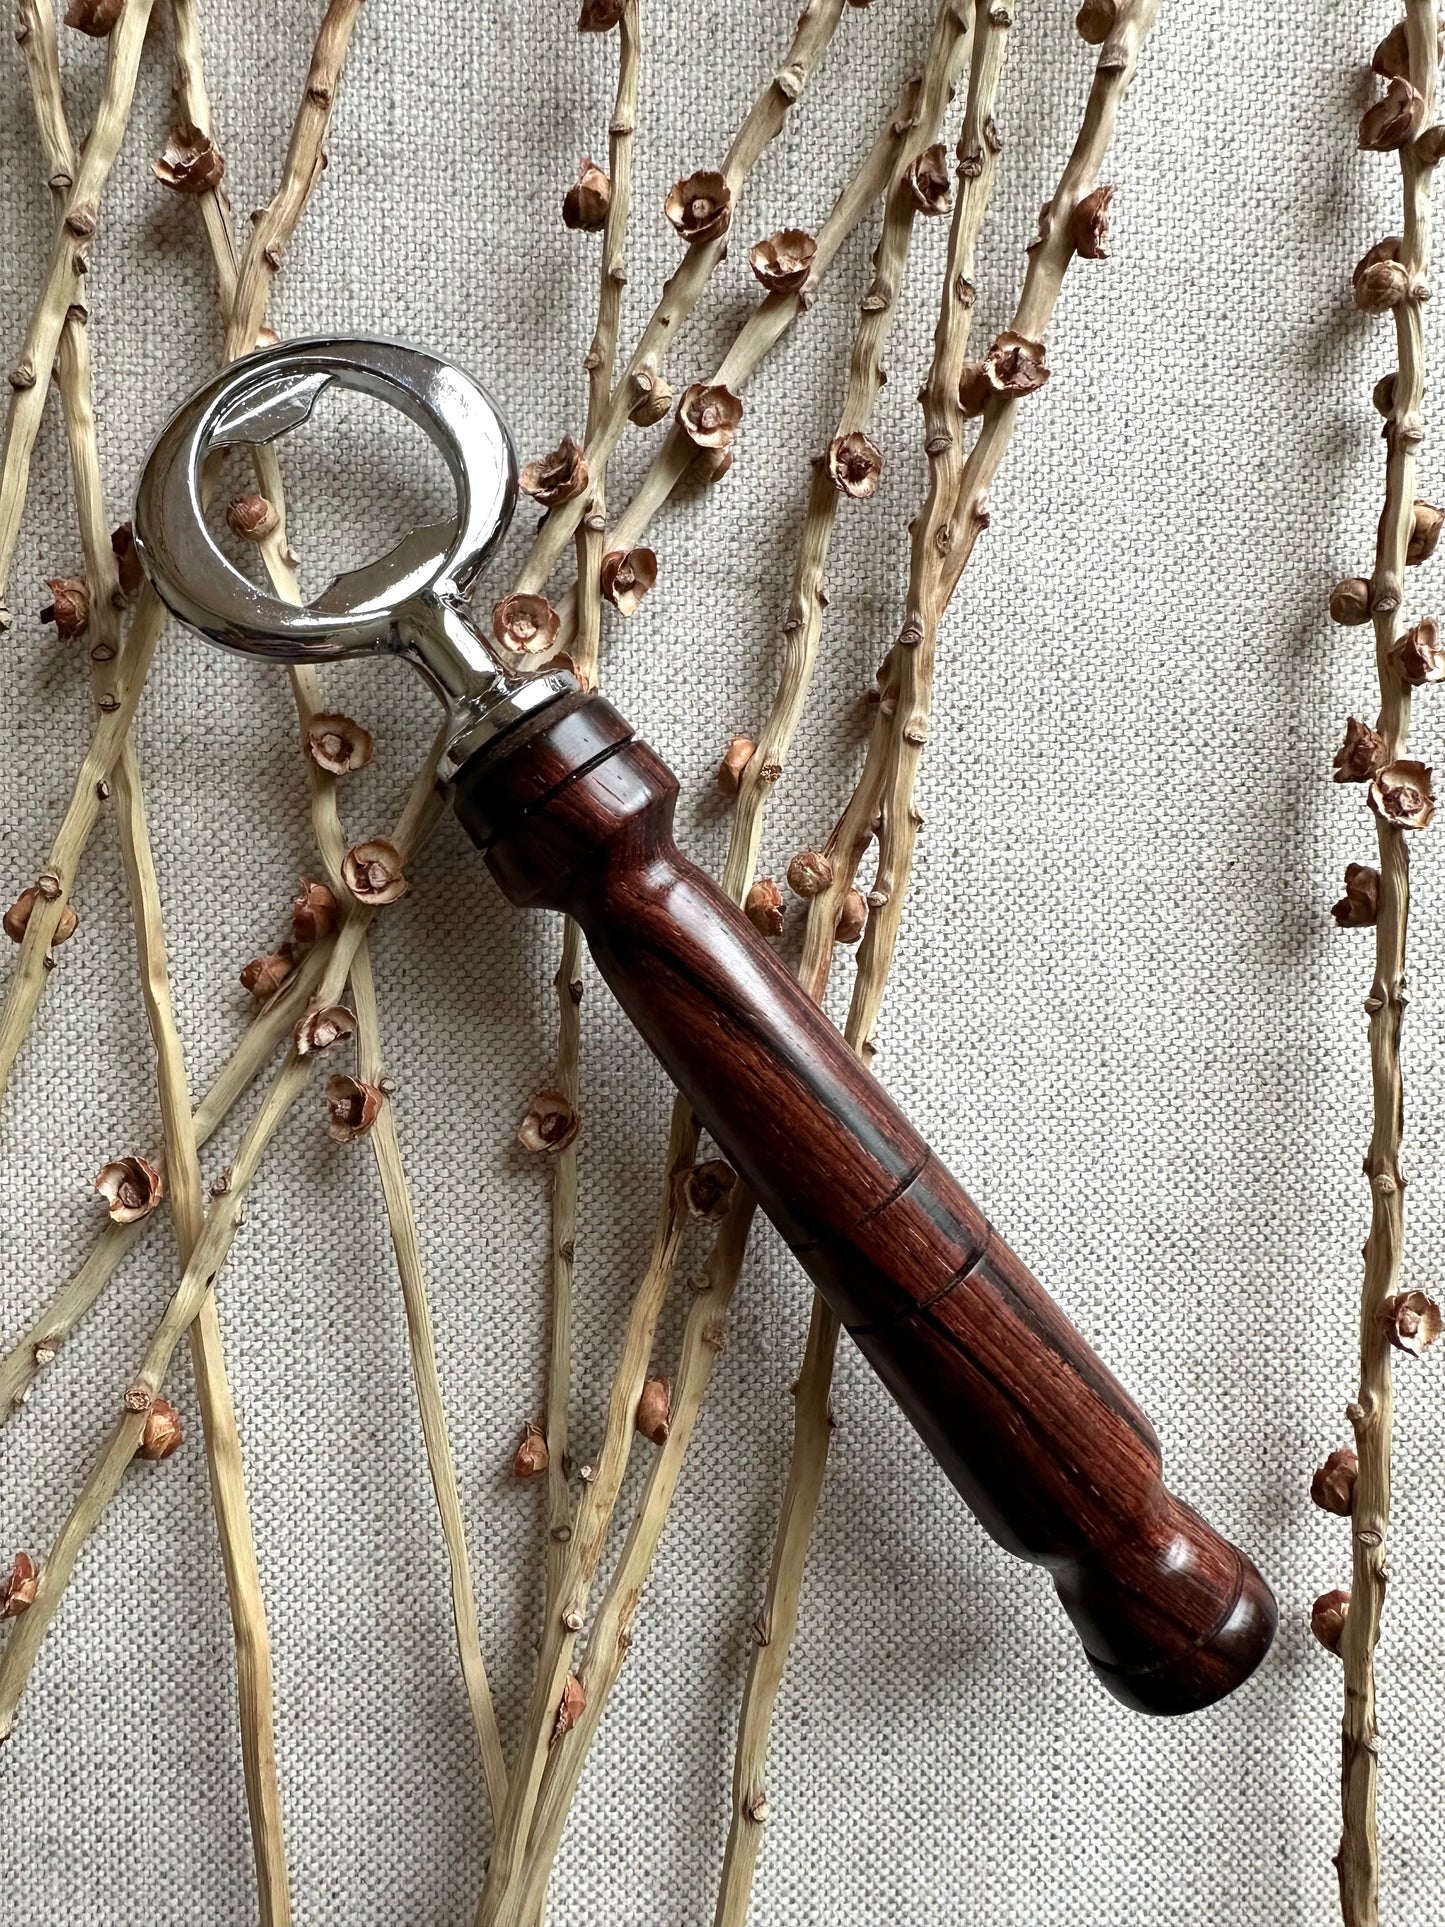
[
  {"left": 1311, "top": 1588, "right": 1350, "bottom": 1655},
  {"left": 683, "top": 1158, "right": 737, "bottom": 1222},
  {"left": 512, "top": 1423, "right": 550, "bottom": 1478},
  {"left": 834, "top": 887, "right": 868, "bottom": 944},
  {"left": 664, "top": 169, "right": 731, "bottom": 244},
  {"left": 240, "top": 946, "right": 297, "bottom": 998},
  {"left": 1370, "top": 758, "right": 1436, "bottom": 830},
  {"left": 1333, "top": 718, "right": 1386, "bottom": 785},
  {"left": 295, "top": 1004, "right": 358, "bottom": 1056},
  {"left": 677, "top": 382, "right": 744, "bottom": 451},
  {"left": 1354, "top": 258, "right": 1410, "bottom": 315},
  {"left": 786, "top": 850, "right": 834, "bottom": 898},
  {"left": 520, "top": 434, "right": 589, "bottom": 507},
  {"left": 717, "top": 734, "right": 755, "bottom": 794},
  {"left": 689, "top": 445, "right": 734, "bottom": 485},
  {"left": 1074, "top": 0, "right": 1115, "bottom": 42},
  {"left": 1310, "top": 1447, "right": 1359, "bottom": 1517},
  {"left": 40, "top": 575, "right": 89, "bottom": 639},
  {"left": 826, "top": 431, "right": 884, "bottom": 500},
  {"left": 984, "top": 331, "right": 1051, "bottom": 398},
  {"left": 325, "top": 1075, "right": 385, "bottom": 1144},
  {"left": 554, "top": 1672, "right": 586, "bottom": 1738},
  {"left": 0, "top": 1551, "right": 38, "bottom": 1619},
  {"left": 225, "top": 493, "right": 279, "bottom": 542},
  {"left": 748, "top": 227, "right": 817, "bottom": 293},
  {"left": 138, "top": 1397, "right": 183, "bottom": 1461},
  {"left": 95, "top": 1154, "right": 165, "bottom": 1225},
  {"left": 1353, "top": 233, "right": 1402, "bottom": 285},
  {"left": 958, "top": 359, "right": 993, "bottom": 418},
  {"left": 635, "top": 1376, "right": 672, "bottom": 1445},
  {"left": 3, "top": 886, "right": 78, "bottom": 945},
  {"left": 492, "top": 592, "right": 562, "bottom": 654},
  {"left": 1390, "top": 617, "right": 1445, "bottom": 684},
  {"left": 628, "top": 371, "right": 673, "bottom": 427},
  {"left": 745, "top": 877, "right": 785, "bottom": 939},
  {"left": 577, "top": 0, "right": 624, "bottom": 28},
  {"left": 1373, "top": 371, "right": 1399, "bottom": 416},
  {"left": 599, "top": 548, "right": 658, "bottom": 617},
  {"left": 905, "top": 142, "right": 952, "bottom": 217},
  {"left": 518, "top": 1089, "right": 580, "bottom": 1153},
  {"left": 563, "top": 157, "right": 611, "bottom": 232},
  {"left": 304, "top": 712, "right": 373, "bottom": 776},
  {"left": 1332, "top": 862, "right": 1380, "bottom": 928},
  {"left": 64, "top": 0, "right": 123, "bottom": 34},
  {"left": 153, "top": 122, "right": 226, "bottom": 194},
  {"left": 1408, "top": 500, "right": 1445, "bottom": 565},
  {"left": 1328, "top": 577, "right": 1373, "bottom": 626},
  {"left": 1070, "top": 184, "right": 1113, "bottom": 260},
  {"left": 1380, "top": 1288, "right": 1443, "bottom": 1355},
  {"left": 1359, "top": 76, "right": 1426, "bottom": 152},
  {"left": 342, "top": 838, "right": 409, "bottom": 905},
  {"left": 110, "top": 521, "right": 144, "bottom": 599},
  {"left": 291, "top": 876, "right": 337, "bottom": 945}
]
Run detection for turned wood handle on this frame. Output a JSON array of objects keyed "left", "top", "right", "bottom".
[{"left": 452, "top": 691, "right": 1276, "bottom": 1715}]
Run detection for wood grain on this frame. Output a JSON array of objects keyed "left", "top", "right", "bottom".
[{"left": 453, "top": 691, "right": 1277, "bottom": 1715}]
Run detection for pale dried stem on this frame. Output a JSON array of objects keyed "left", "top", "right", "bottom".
[
  {"left": 572, "top": 0, "right": 639, "bottom": 680},
  {"left": 0, "top": 940, "right": 330, "bottom": 1420},
  {"left": 1336, "top": 11, "right": 1438, "bottom": 1924},
  {"left": 711, "top": 13, "right": 1019, "bottom": 1916},
  {"left": 0, "top": 0, "right": 352, "bottom": 1123},
  {"left": 488, "top": 17, "right": 977, "bottom": 1912},
  {"left": 0, "top": 0, "right": 157, "bottom": 615},
  {"left": 509, "top": 0, "right": 850, "bottom": 596},
  {"left": 513, "top": 1198, "right": 758, "bottom": 1926},
  {"left": 0, "top": 0, "right": 168, "bottom": 1104},
  {"left": 549, "top": 85, "right": 918, "bottom": 656},
  {"left": 544, "top": 0, "right": 643, "bottom": 1647},
  {"left": 501, "top": 9, "right": 976, "bottom": 1908},
  {"left": 475, "top": 1106, "right": 698, "bottom": 1927},
  {"left": 348, "top": 943, "right": 510, "bottom": 1814},
  {"left": 24, "top": 16, "right": 292, "bottom": 1897},
  {"left": 223, "top": 0, "right": 365, "bottom": 362},
  {"left": 0, "top": 761, "right": 446, "bottom": 1744},
  {"left": 724, "top": 0, "right": 974, "bottom": 908}
]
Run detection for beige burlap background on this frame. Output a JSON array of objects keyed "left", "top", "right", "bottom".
[{"left": 2, "top": 2, "right": 1442, "bottom": 1921}]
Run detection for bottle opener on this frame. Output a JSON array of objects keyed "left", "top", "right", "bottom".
[{"left": 133, "top": 334, "right": 1276, "bottom": 1716}]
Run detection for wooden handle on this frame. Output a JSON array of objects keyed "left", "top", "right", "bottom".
[{"left": 452, "top": 691, "right": 1276, "bottom": 1715}]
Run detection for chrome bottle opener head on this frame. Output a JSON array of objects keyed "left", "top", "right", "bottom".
[{"left": 132, "top": 334, "right": 576, "bottom": 775}]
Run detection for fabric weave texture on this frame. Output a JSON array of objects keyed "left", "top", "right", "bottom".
[{"left": 1, "top": 3, "right": 1440, "bottom": 1922}]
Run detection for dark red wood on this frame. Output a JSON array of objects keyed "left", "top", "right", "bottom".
[{"left": 452, "top": 690, "right": 1276, "bottom": 1715}]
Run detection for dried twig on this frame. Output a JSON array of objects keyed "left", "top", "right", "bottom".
[
  {"left": 0, "top": 942, "right": 328, "bottom": 1418},
  {"left": 508, "top": 0, "right": 852, "bottom": 597},
  {"left": 14, "top": 13, "right": 291, "bottom": 1913},
  {"left": 715, "top": 5, "right": 1161, "bottom": 1914},
  {"left": 170, "top": 0, "right": 508, "bottom": 1822},
  {"left": 547, "top": 86, "right": 918, "bottom": 656},
  {"left": 713, "top": 6, "right": 1017, "bottom": 1913},
  {"left": 1324, "top": 11, "right": 1441, "bottom": 1924},
  {"left": 502, "top": 6, "right": 978, "bottom": 1913},
  {"left": 0, "top": 760, "right": 445, "bottom": 1745},
  {"left": 0, "top": 0, "right": 163, "bottom": 1111},
  {"left": 541, "top": 0, "right": 643, "bottom": 1659}
]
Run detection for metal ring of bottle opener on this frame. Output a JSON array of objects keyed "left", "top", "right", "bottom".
[{"left": 132, "top": 334, "right": 577, "bottom": 775}]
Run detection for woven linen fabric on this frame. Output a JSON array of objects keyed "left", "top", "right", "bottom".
[{"left": 1, "top": 2, "right": 1439, "bottom": 1921}]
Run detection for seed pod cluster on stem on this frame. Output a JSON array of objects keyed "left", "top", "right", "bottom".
[{"left": 1322, "top": 12, "right": 1443, "bottom": 1925}]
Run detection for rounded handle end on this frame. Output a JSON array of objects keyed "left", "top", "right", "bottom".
[{"left": 1058, "top": 1498, "right": 1278, "bottom": 1717}]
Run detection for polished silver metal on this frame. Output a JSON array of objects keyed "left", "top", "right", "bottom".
[{"left": 132, "top": 334, "right": 576, "bottom": 776}]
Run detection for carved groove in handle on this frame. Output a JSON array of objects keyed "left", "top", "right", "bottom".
[{"left": 452, "top": 691, "right": 1276, "bottom": 1715}]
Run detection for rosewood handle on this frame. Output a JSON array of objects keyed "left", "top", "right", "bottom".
[{"left": 452, "top": 690, "right": 1276, "bottom": 1715}]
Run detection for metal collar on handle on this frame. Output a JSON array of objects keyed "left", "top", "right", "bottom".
[{"left": 132, "top": 334, "right": 576, "bottom": 776}]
